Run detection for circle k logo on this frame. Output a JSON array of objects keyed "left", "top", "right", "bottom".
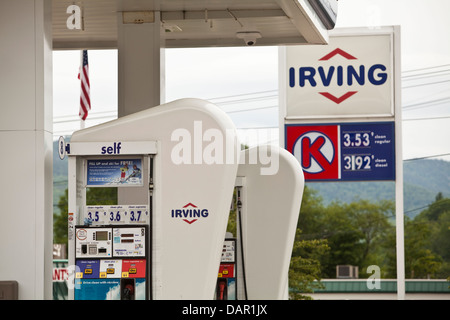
[
  {"left": 286, "top": 124, "right": 340, "bottom": 181},
  {"left": 293, "top": 131, "right": 334, "bottom": 174}
]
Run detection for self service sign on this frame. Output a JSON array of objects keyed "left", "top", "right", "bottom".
[{"left": 285, "top": 122, "right": 395, "bottom": 181}]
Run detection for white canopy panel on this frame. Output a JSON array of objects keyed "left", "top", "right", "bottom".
[{"left": 52, "top": 0, "right": 337, "bottom": 49}]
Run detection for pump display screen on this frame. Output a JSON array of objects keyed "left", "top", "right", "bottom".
[
  {"left": 113, "top": 227, "right": 146, "bottom": 257},
  {"left": 75, "top": 228, "right": 112, "bottom": 258},
  {"left": 96, "top": 231, "right": 109, "bottom": 241}
]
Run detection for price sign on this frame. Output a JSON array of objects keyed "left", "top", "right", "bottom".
[
  {"left": 285, "top": 122, "right": 395, "bottom": 181},
  {"left": 340, "top": 122, "right": 395, "bottom": 181},
  {"left": 85, "top": 205, "right": 149, "bottom": 225}
]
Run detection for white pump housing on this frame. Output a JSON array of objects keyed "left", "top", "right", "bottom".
[
  {"left": 236, "top": 145, "right": 304, "bottom": 299},
  {"left": 68, "top": 98, "right": 240, "bottom": 299}
]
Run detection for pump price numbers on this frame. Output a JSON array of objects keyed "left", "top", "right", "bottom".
[
  {"left": 85, "top": 205, "right": 149, "bottom": 225},
  {"left": 340, "top": 122, "right": 395, "bottom": 181}
]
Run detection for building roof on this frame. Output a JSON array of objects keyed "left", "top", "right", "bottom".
[{"left": 313, "top": 279, "right": 450, "bottom": 294}]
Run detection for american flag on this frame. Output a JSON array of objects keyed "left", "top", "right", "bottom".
[{"left": 78, "top": 50, "right": 90, "bottom": 121}]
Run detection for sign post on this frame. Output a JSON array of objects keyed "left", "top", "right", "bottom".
[{"left": 280, "top": 26, "right": 404, "bottom": 299}]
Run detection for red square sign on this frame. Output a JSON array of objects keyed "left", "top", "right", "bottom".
[
  {"left": 218, "top": 264, "right": 235, "bottom": 278},
  {"left": 122, "top": 259, "right": 146, "bottom": 278},
  {"left": 285, "top": 124, "right": 339, "bottom": 181}
]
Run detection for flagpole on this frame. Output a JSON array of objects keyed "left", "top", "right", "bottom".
[{"left": 79, "top": 50, "right": 84, "bottom": 130}]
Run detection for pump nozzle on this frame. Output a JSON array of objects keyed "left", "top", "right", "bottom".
[{"left": 218, "top": 281, "right": 226, "bottom": 300}]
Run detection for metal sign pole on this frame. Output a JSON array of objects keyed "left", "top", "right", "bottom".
[
  {"left": 393, "top": 25, "right": 405, "bottom": 300},
  {"left": 280, "top": 26, "right": 406, "bottom": 300}
]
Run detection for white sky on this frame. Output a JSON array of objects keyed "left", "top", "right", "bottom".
[{"left": 53, "top": 0, "right": 450, "bottom": 161}]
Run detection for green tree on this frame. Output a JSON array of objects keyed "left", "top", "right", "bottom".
[
  {"left": 431, "top": 210, "right": 450, "bottom": 278},
  {"left": 319, "top": 201, "right": 364, "bottom": 277},
  {"left": 404, "top": 218, "right": 442, "bottom": 278},
  {"left": 289, "top": 229, "right": 330, "bottom": 299},
  {"left": 345, "top": 199, "right": 394, "bottom": 273},
  {"left": 296, "top": 186, "right": 326, "bottom": 240},
  {"left": 410, "top": 193, "right": 450, "bottom": 278},
  {"left": 53, "top": 188, "right": 69, "bottom": 245},
  {"left": 419, "top": 192, "right": 450, "bottom": 221},
  {"left": 288, "top": 186, "right": 331, "bottom": 298},
  {"left": 301, "top": 197, "right": 395, "bottom": 278},
  {"left": 382, "top": 194, "right": 448, "bottom": 279}
]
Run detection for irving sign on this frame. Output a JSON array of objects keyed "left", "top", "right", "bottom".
[
  {"left": 284, "top": 30, "right": 394, "bottom": 119},
  {"left": 280, "top": 27, "right": 400, "bottom": 182},
  {"left": 280, "top": 27, "right": 405, "bottom": 300}
]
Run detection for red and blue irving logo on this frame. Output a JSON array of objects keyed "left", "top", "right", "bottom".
[
  {"left": 171, "top": 203, "right": 209, "bottom": 224},
  {"left": 289, "top": 47, "right": 388, "bottom": 104}
]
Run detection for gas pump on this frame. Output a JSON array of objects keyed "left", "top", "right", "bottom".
[
  {"left": 230, "top": 145, "right": 304, "bottom": 300},
  {"left": 69, "top": 152, "right": 154, "bottom": 300},
  {"left": 66, "top": 98, "right": 240, "bottom": 300},
  {"left": 216, "top": 236, "right": 237, "bottom": 300}
]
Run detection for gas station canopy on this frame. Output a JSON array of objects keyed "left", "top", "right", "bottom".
[{"left": 52, "top": 0, "right": 337, "bottom": 49}]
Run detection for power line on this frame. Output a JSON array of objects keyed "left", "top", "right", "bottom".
[
  {"left": 404, "top": 153, "right": 450, "bottom": 162},
  {"left": 402, "top": 79, "right": 450, "bottom": 89},
  {"left": 215, "top": 95, "right": 277, "bottom": 106},
  {"left": 50, "top": 75, "right": 450, "bottom": 137},
  {"left": 237, "top": 126, "right": 277, "bottom": 130},
  {"left": 403, "top": 115, "right": 450, "bottom": 121},
  {"left": 404, "top": 198, "right": 450, "bottom": 215},
  {"left": 52, "top": 112, "right": 450, "bottom": 135},
  {"left": 400, "top": 65, "right": 450, "bottom": 88},
  {"left": 402, "top": 69, "right": 450, "bottom": 79},
  {"left": 402, "top": 65, "right": 450, "bottom": 78},
  {"left": 206, "top": 89, "right": 278, "bottom": 102},
  {"left": 54, "top": 110, "right": 117, "bottom": 123},
  {"left": 401, "top": 64, "right": 450, "bottom": 74},
  {"left": 226, "top": 105, "right": 277, "bottom": 114},
  {"left": 403, "top": 96, "right": 450, "bottom": 110},
  {"left": 402, "top": 87, "right": 450, "bottom": 107}
]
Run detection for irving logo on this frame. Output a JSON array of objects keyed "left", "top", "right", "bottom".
[
  {"left": 171, "top": 203, "right": 209, "bottom": 224},
  {"left": 289, "top": 47, "right": 388, "bottom": 104}
]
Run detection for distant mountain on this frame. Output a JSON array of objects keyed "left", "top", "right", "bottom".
[
  {"left": 307, "top": 159, "right": 450, "bottom": 218},
  {"left": 52, "top": 139, "right": 450, "bottom": 218},
  {"left": 404, "top": 159, "right": 450, "bottom": 195}
]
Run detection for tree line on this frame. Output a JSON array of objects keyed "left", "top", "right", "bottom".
[
  {"left": 288, "top": 187, "right": 450, "bottom": 298},
  {"left": 54, "top": 186, "right": 449, "bottom": 299}
]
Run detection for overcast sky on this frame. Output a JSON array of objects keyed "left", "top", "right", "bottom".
[{"left": 53, "top": 0, "right": 450, "bottom": 161}]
